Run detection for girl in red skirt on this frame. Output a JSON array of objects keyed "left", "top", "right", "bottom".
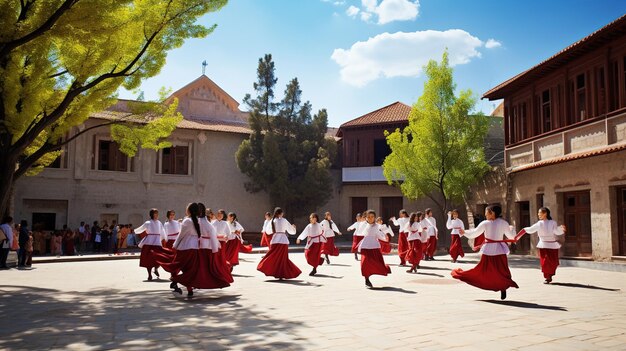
[
  {"left": 348, "top": 213, "right": 366, "bottom": 261},
  {"left": 320, "top": 212, "right": 341, "bottom": 264},
  {"left": 451, "top": 205, "right": 518, "bottom": 300},
  {"left": 391, "top": 209, "right": 410, "bottom": 266},
  {"left": 224, "top": 212, "right": 248, "bottom": 267},
  {"left": 164, "top": 210, "right": 181, "bottom": 249},
  {"left": 405, "top": 212, "right": 424, "bottom": 273},
  {"left": 297, "top": 213, "right": 326, "bottom": 276},
  {"left": 134, "top": 209, "right": 167, "bottom": 281},
  {"left": 359, "top": 210, "right": 391, "bottom": 288},
  {"left": 523, "top": 207, "right": 566, "bottom": 284},
  {"left": 424, "top": 208, "right": 438, "bottom": 261},
  {"left": 257, "top": 207, "right": 302, "bottom": 280},
  {"left": 446, "top": 209, "right": 465, "bottom": 263},
  {"left": 260, "top": 212, "right": 273, "bottom": 247},
  {"left": 376, "top": 217, "right": 394, "bottom": 255}
]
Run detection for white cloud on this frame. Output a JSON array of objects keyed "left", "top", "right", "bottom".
[
  {"left": 346, "top": 5, "right": 360, "bottom": 17},
  {"left": 350, "top": 0, "right": 419, "bottom": 25},
  {"left": 333, "top": 1, "right": 346, "bottom": 5},
  {"left": 360, "top": 11, "right": 372, "bottom": 22},
  {"left": 331, "top": 29, "right": 483, "bottom": 87},
  {"left": 485, "top": 38, "right": 502, "bottom": 49}
]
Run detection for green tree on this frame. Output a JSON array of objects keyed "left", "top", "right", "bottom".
[
  {"left": 236, "top": 54, "right": 335, "bottom": 219},
  {"left": 0, "top": 0, "right": 227, "bottom": 216},
  {"left": 383, "top": 51, "right": 490, "bottom": 217}
]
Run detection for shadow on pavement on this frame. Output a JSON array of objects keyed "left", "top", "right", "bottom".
[
  {"left": 231, "top": 274, "right": 255, "bottom": 278},
  {"left": 264, "top": 279, "right": 322, "bottom": 287},
  {"left": 478, "top": 299, "right": 567, "bottom": 311},
  {"left": 549, "top": 282, "right": 620, "bottom": 291},
  {"left": 369, "top": 286, "right": 417, "bottom": 294},
  {"left": 415, "top": 272, "right": 445, "bottom": 278},
  {"left": 0, "top": 285, "right": 308, "bottom": 350},
  {"left": 418, "top": 266, "right": 450, "bottom": 271},
  {"left": 327, "top": 263, "right": 351, "bottom": 267},
  {"left": 312, "top": 274, "right": 343, "bottom": 279}
]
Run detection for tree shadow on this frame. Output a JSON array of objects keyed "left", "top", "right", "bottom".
[
  {"left": 264, "top": 279, "right": 322, "bottom": 287},
  {"left": 0, "top": 285, "right": 308, "bottom": 350},
  {"left": 142, "top": 278, "right": 171, "bottom": 283},
  {"left": 368, "top": 286, "right": 417, "bottom": 294},
  {"left": 312, "top": 274, "right": 343, "bottom": 279},
  {"left": 478, "top": 299, "right": 567, "bottom": 311},
  {"left": 549, "top": 282, "right": 620, "bottom": 292},
  {"left": 418, "top": 266, "right": 450, "bottom": 271},
  {"left": 415, "top": 271, "right": 445, "bottom": 278}
]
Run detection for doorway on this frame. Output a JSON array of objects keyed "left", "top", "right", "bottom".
[
  {"left": 350, "top": 197, "right": 368, "bottom": 221},
  {"left": 617, "top": 186, "right": 626, "bottom": 256},
  {"left": 514, "top": 201, "right": 531, "bottom": 254},
  {"left": 563, "top": 191, "right": 592, "bottom": 257}
]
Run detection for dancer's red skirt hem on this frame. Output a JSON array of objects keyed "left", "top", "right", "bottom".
[
  {"left": 305, "top": 242, "right": 324, "bottom": 268},
  {"left": 405, "top": 240, "right": 422, "bottom": 265},
  {"left": 322, "top": 236, "right": 340, "bottom": 256},
  {"left": 257, "top": 243, "right": 301, "bottom": 279},
  {"left": 351, "top": 235, "right": 364, "bottom": 253},
  {"left": 449, "top": 235, "right": 465, "bottom": 261},
  {"left": 139, "top": 244, "right": 166, "bottom": 268},
  {"left": 451, "top": 254, "right": 518, "bottom": 291},
  {"left": 539, "top": 248, "right": 559, "bottom": 279},
  {"left": 360, "top": 248, "right": 391, "bottom": 278}
]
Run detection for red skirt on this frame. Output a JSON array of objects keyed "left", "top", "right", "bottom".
[
  {"left": 225, "top": 239, "right": 240, "bottom": 266},
  {"left": 473, "top": 234, "right": 485, "bottom": 251},
  {"left": 351, "top": 235, "right": 364, "bottom": 253},
  {"left": 161, "top": 249, "right": 196, "bottom": 277},
  {"left": 379, "top": 238, "right": 391, "bottom": 254},
  {"left": 322, "top": 236, "right": 340, "bottom": 256},
  {"left": 173, "top": 249, "right": 231, "bottom": 289},
  {"left": 257, "top": 243, "right": 301, "bottom": 279},
  {"left": 239, "top": 242, "right": 253, "bottom": 253},
  {"left": 165, "top": 239, "right": 175, "bottom": 249},
  {"left": 397, "top": 232, "right": 409, "bottom": 258},
  {"left": 360, "top": 248, "right": 391, "bottom": 278},
  {"left": 305, "top": 242, "right": 324, "bottom": 268},
  {"left": 260, "top": 232, "right": 273, "bottom": 247},
  {"left": 405, "top": 240, "right": 422, "bottom": 265},
  {"left": 539, "top": 248, "right": 559, "bottom": 279},
  {"left": 451, "top": 254, "right": 519, "bottom": 291},
  {"left": 449, "top": 235, "right": 465, "bottom": 260},
  {"left": 426, "top": 236, "right": 437, "bottom": 256},
  {"left": 139, "top": 244, "right": 166, "bottom": 268}
]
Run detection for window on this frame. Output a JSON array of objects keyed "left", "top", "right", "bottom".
[
  {"left": 373, "top": 139, "right": 391, "bottom": 166},
  {"left": 541, "top": 89, "right": 551, "bottom": 133},
  {"left": 576, "top": 73, "right": 586, "bottom": 121},
  {"left": 609, "top": 60, "right": 620, "bottom": 111},
  {"left": 97, "top": 140, "right": 129, "bottom": 172},
  {"left": 159, "top": 144, "right": 190, "bottom": 175},
  {"left": 596, "top": 67, "right": 606, "bottom": 116},
  {"left": 356, "top": 139, "right": 360, "bottom": 166}
]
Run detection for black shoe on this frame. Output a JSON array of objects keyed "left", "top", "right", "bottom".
[
  {"left": 148, "top": 275, "right": 153, "bottom": 281},
  {"left": 309, "top": 268, "right": 317, "bottom": 276},
  {"left": 354, "top": 253, "right": 359, "bottom": 261},
  {"left": 172, "top": 287, "right": 183, "bottom": 295},
  {"left": 365, "top": 278, "right": 373, "bottom": 288},
  {"left": 544, "top": 277, "right": 552, "bottom": 284},
  {"left": 170, "top": 281, "right": 177, "bottom": 289},
  {"left": 326, "top": 255, "right": 330, "bottom": 264},
  {"left": 187, "top": 290, "right": 193, "bottom": 298},
  {"left": 153, "top": 269, "right": 160, "bottom": 278},
  {"left": 500, "top": 290, "right": 507, "bottom": 300},
  {"left": 430, "top": 257, "right": 436, "bottom": 261}
]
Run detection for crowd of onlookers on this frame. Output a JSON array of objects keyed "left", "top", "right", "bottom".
[{"left": 0, "top": 216, "right": 142, "bottom": 269}]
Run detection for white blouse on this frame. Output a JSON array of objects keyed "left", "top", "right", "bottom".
[
  {"left": 297, "top": 223, "right": 327, "bottom": 249},
  {"left": 424, "top": 216, "right": 438, "bottom": 237},
  {"left": 262, "top": 219, "right": 273, "bottom": 234},
  {"left": 446, "top": 216, "right": 465, "bottom": 235},
  {"left": 212, "top": 220, "right": 230, "bottom": 242},
  {"left": 199, "top": 217, "right": 220, "bottom": 252},
  {"left": 270, "top": 217, "right": 297, "bottom": 245},
  {"left": 392, "top": 217, "right": 410, "bottom": 233},
  {"left": 524, "top": 220, "right": 565, "bottom": 249},
  {"left": 358, "top": 223, "right": 387, "bottom": 251},
  {"left": 134, "top": 220, "right": 166, "bottom": 248},
  {"left": 227, "top": 221, "right": 245, "bottom": 241},
  {"left": 463, "top": 218, "right": 515, "bottom": 256},
  {"left": 320, "top": 219, "right": 341, "bottom": 238},
  {"left": 407, "top": 222, "right": 422, "bottom": 241},
  {"left": 164, "top": 220, "right": 181, "bottom": 241},
  {"left": 380, "top": 224, "right": 394, "bottom": 238},
  {"left": 173, "top": 218, "right": 200, "bottom": 251}
]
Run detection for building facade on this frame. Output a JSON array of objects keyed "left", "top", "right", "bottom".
[{"left": 482, "top": 14, "right": 626, "bottom": 261}]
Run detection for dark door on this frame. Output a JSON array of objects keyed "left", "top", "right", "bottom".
[
  {"left": 618, "top": 187, "right": 626, "bottom": 256},
  {"left": 563, "top": 191, "right": 592, "bottom": 257},
  {"left": 351, "top": 197, "right": 368, "bottom": 221},
  {"left": 515, "top": 201, "right": 531, "bottom": 254},
  {"left": 32, "top": 213, "right": 56, "bottom": 231},
  {"left": 380, "top": 197, "right": 403, "bottom": 232}
]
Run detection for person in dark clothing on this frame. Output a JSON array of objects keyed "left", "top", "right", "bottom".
[{"left": 18, "top": 220, "right": 29, "bottom": 267}]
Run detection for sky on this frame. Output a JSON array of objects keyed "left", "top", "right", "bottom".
[{"left": 117, "top": 0, "right": 626, "bottom": 128}]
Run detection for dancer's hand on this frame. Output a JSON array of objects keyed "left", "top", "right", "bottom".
[
  {"left": 560, "top": 225, "right": 566, "bottom": 233},
  {"left": 296, "top": 239, "right": 301, "bottom": 244}
]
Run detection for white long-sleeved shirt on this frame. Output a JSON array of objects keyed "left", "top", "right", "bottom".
[
  {"left": 262, "top": 219, "right": 273, "bottom": 234},
  {"left": 212, "top": 220, "right": 230, "bottom": 242},
  {"left": 173, "top": 218, "right": 200, "bottom": 250},
  {"left": 462, "top": 218, "right": 515, "bottom": 256},
  {"left": 227, "top": 221, "right": 245, "bottom": 241},
  {"left": 425, "top": 216, "right": 438, "bottom": 237},
  {"left": 134, "top": 220, "right": 166, "bottom": 247},
  {"left": 391, "top": 217, "right": 410, "bottom": 233},
  {"left": 0, "top": 223, "right": 13, "bottom": 248},
  {"left": 270, "top": 217, "right": 297, "bottom": 245},
  {"left": 164, "top": 220, "right": 181, "bottom": 241},
  {"left": 358, "top": 223, "right": 387, "bottom": 251},
  {"left": 523, "top": 220, "right": 565, "bottom": 249},
  {"left": 297, "top": 223, "right": 327, "bottom": 249},
  {"left": 407, "top": 222, "right": 423, "bottom": 241},
  {"left": 347, "top": 221, "right": 363, "bottom": 233},
  {"left": 320, "top": 219, "right": 341, "bottom": 238},
  {"left": 446, "top": 215, "right": 465, "bottom": 235},
  {"left": 199, "top": 217, "right": 220, "bottom": 252},
  {"left": 380, "top": 224, "right": 394, "bottom": 238}
]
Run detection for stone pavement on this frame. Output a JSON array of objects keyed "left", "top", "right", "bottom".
[{"left": 1, "top": 252, "right": 625, "bottom": 351}]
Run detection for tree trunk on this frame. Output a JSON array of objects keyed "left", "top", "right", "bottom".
[{"left": 0, "top": 154, "right": 18, "bottom": 218}]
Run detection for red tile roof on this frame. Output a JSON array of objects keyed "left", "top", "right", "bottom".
[
  {"left": 340, "top": 101, "right": 412, "bottom": 128},
  {"left": 483, "top": 14, "right": 626, "bottom": 100},
  {"left": 509, "top": 143, "right": 626, "bottom": 173}
]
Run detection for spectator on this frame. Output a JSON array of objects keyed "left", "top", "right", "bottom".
[
  {"left": 18, "top": 220, "right": 29, "bottom": 268},
  {"left": 64, "top": 228, "right": 75, "bottom": 256},
  {"left": 33, "top": 230, "right": 44, "bottom": 255},
  {"left": 12, "top": 223, "right": 20, "bottom": 252},
  {"left": 0, "top": 215, "right": 13, "bottom": 269},
  {"left": 26, "top": 231, "right": 33, "bottom": 267},
  {"left": 83, "top": 223, "right": 90, "bottom": 252},
  {"left": 53, "top": 232, "right": 62, "bottom": 257},
  {"left": 111, "top": 221, "right": 118, "bottom": 254}
]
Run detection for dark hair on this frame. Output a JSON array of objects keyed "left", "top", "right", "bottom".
[
  {"left": 356, "top": 212, "right": 362, "bottom": 219},
  {"left": 451, "top": 209, "right": 459, "bottom": 216},
  {"left": 417, "top": 211, "right": 423, "bottom": 221},
  {"left": 149, "top": 208, "right": 158, "bottom": 220},
  {"left": 272, "top": 207, "right": 283, "bottom": 233},
  {"left": 206, "top": 208, "right": 213, "bottom": 218},
  {"left": 228, "top": 212, "right": 238, "bottom": 225},
  {"left": 400, "top": 209, "right": 408, "bottom": 217},
  {"left": 539, "top": 207, "right": 552, "bottom": 220},
  {"left": 217, "top": 209, "right": 226, "bottom": 221},
  {"left": 310, "top": 213, "right": 319, "bottom": 222},
  {"left": 186, "top": 203, "right": 201, "bottom": 238},
  {"left": 2, "top": 215, "right": 12, "bottom": 224},
  {"left": 198, "top": 203, "right": 207, "bottom": 218},
  {"left": 365, "top": 209, "right": 376, "bottom": 217},
  {"left": 265, "top": 212, "right": 271, "bottom": 217},
  {"left": 486, "top": 205, "right": 502, "bottom": 218},
  {"left": 409, "top": 212, "right": 418, "bottom": 226},
  {"left": 21, "top": 220, "right": 27, "bottom": 227},
  {"left": 325, "top": 211, "right": 334, "bottom": 228},
  {"left": 425, "top": 208, "right": 432, "bottom": 215},
  {"left": 166, "top": 210, "right": 175, "bottom": 220}
]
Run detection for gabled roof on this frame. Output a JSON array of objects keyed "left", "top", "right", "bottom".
[
  {"left": 483, "top": 14, "right": 626, "bottom": 100},
  {"left": 166, "top": 74, "right": 241, "bottom": 112},
  {"left": 340, "top": 101, "right": 412, "bottom": 129}
]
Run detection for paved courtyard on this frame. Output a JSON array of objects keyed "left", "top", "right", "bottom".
[{"left": 1, "top": 252, "right": 625, "bottom": 351}]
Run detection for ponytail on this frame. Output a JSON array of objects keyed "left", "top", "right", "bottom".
[
  {"left": 198, "top": 203, "right": 207, "bottom": 219},
  {"left": 272, "top": 207, "right": 283, "bottom": 234},
  {"left": 187, "top": 203, "right": 201, "bottom": 238}
]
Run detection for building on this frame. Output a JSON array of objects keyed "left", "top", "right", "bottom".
[
  {"left": 482, "top": 14, "right": 626, "bottom": 261},
  {"left": 13, "top": 75, "right": 271, "bottom": 231}
]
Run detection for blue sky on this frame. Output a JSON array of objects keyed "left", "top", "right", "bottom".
[{"left": 118, "top": 0, "right": 626, "bottom": 127}]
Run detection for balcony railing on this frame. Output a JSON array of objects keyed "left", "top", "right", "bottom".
[
  {"left": 505, "top": 111, "right": 626, "bottom": 171},
  {"left": 342, "top": 166, "right": 388, "bottom": 183}
]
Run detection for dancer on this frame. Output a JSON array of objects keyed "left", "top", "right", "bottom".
[
  {"left": 164, "top": 210, "right": 181, "bottom": 249},
  {"left": 134, "top": 209, "right": 167, "bottom": 281},
  {"left": 358, "top": 210, "right": 391, "bottom": 288},
  {"left": 257, "top": 207, "right": 302, "bottom": 280},
  {"left": 320, "top": 211, "right": 341, "bottom": 264},
  {"left": 260, "top": 212, "right": 273, "bottom": 247},
  {"left": 376, "top": 217, "right": 394, "bottom": 255},
  {"left": 523, "top": 207, "right": 566, "bottom": 284},
  {"left": 348, "top": 213, "right": 366, "bottom": 261},
  {"left": 297, "top": 213, "right": 326, "bottom": 276},
  {"left": 405, "top": 212, "right": 424, "bottom": 273},
  {"left": 391, "top": 210, "right": 410, "bottom": 266},
  {"left": 451, "top": 205, "right": 518, "bottom": 300},
  {"left": 424, "top": 208, "right": 438, "bottom": 260},
  {"left": 225, "top": 212, "right": 248, "bottom": 267},
  {"left": 447, "top": 209, "right": 465, "bottom": 263}
]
